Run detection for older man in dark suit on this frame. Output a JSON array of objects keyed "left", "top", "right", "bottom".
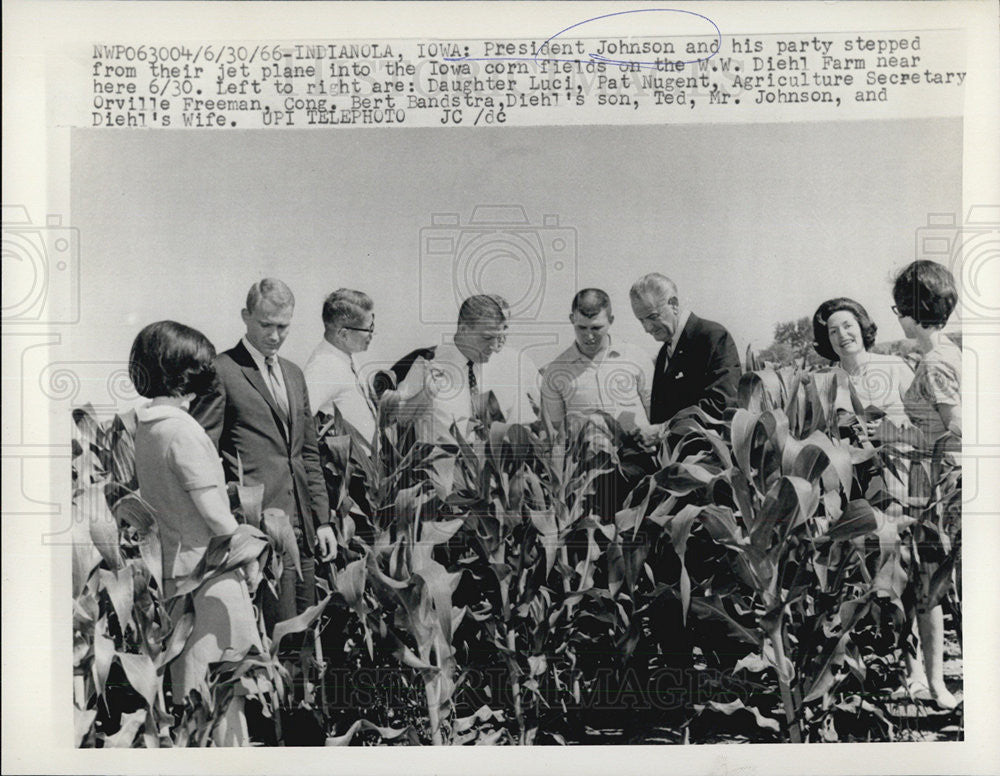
[
  {"left": 629, "top": 272, "right": 741, "bottom": 438},
  {"left": 191, "top": 278, "right": 333, "bottom": 628},
  {"left": 626, "top": 272, "right": 741, "bottom": 730}
]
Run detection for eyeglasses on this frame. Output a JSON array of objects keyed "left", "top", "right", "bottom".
[{"left": 342, "top": 315, "right": 375, "bottom": 334}]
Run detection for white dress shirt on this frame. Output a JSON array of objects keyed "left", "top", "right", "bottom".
[
  {"left": 304, "top": 338, "right": 377, "bottom": 442},
  {"left": 393, "top": 339, "right": 538, "bottom": 443},
  {"left": 667, "top": 309, "right": 692, "bottom": 360},
  {"left": 241, "top": 336, "right": 290, "bottom": 415}
]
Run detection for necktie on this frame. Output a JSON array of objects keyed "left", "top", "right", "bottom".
[
  {"left": 467, "top": 359, "right": 480, "bottom": 411},
  {"left": 265, "top": 356, "right": 290, "bottom": 423},
  {"left": 662, "top": 340, "right": 673, "bottom": 373}
]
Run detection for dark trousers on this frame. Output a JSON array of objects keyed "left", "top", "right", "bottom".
[{"left": 261, "top": 532, "right": 317, "bottom": 634}]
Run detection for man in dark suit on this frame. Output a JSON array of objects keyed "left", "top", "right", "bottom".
[
  {"left": 629, "top": 272, "right": 741, "bottom": 440},
  {"left": 191, "top": 278, "right": 333, "bottom": 627},
  {"left": 627, "top": 273, "right": 741, "bottom": 730}
]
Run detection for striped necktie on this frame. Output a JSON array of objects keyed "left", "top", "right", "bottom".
[
  {"left": 265, "top": 356, "right": 290, "bottom": 423},
  {"left": 467, "top": 359, "right": 480, "bottom": 412}
]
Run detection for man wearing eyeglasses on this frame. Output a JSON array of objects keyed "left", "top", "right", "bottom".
[
  {"left": 386, "top": 294, "right": 536, "bottom": 443},
  {"left": 304, "top": 289, "right": 378, "bottom": 444},
  {"left": 629, "top": 272, "right": 740, "bottom": 445}
]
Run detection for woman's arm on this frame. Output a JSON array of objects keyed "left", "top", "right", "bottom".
[
  {"left": 189, "top": 484, "right": 239, "bottom": 536},
  {"left": 167, "top": 426, "right": 239, "bottom": 536},
  {"left": 936, "top": 402, "right": 961, "bottom": 436}
]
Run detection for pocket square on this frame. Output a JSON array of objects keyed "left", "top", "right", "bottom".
[{"left": 674, "top": 371, "right": 685, "bottom": 379}]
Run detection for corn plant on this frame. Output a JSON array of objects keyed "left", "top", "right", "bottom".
[
  {"left": 79, "top": 346, "right": 961, "bottom": 746},
  {"left": 73, "top": 405, "right": 329, "bottom": 747}
]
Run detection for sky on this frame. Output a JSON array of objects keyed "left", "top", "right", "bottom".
[{"left": 68, "top": 118, "right": 962, "bottom": 402}]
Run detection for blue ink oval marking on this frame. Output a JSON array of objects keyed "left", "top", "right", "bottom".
[{"left": 445, "top": 8, "right": 721, "bottom": 70}]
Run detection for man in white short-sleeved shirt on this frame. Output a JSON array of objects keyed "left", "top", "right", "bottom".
[
  {"left": 304, "top": 288, "right": 378, "bottom": 443},
  {"left": 541, "top": 288, "right": 653, "bottom": 436}
]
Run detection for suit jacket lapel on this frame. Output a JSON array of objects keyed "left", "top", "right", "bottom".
[
  {"left": 655, "top": 342, "right": 670, "bottom": 375},
  {"left": 279, "top": 358, "right": 298, "bottom": 438},
  {"left": 233, "top": 342, "right": 291, "bottom": 443},
  {"left": 664, "top": 314, "right": 698, "bottom": 378}
]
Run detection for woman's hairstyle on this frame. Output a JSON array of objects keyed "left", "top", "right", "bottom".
[
  {"left": 811, "top": 297, "right": 878, "bottom": 361},
  {"left": 892, "top": 260, "right": 957, "bottom": 328},
  {"left": 129, "top": 320, "right": 217, "bottom": 398}
]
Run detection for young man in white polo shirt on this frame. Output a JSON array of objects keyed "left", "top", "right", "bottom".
[{"left": 540, "top": 287, "right": 654, "bottom": 437}]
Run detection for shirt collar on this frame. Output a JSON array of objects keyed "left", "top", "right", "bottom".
[
  {"left": 572, "top": 337, "right": 622, "bottom": 362},
  {"left": 437, "top": 339, "right": 474, "bottom": 366},
  {"left": 668, "top": 310, "right": 691, "bottom": 356},
  {"left": 135, "top": 400, "right": 191, "bottom": 423},
  {"left": 242, "top": 335, "right": 271, "bottom": 369},
  {"left": 318, "top": 336, "right": 354, "bottom": 366}
]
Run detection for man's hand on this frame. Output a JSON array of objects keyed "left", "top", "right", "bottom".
[
  {"left": 316, "top": 524, "right": 337, "bottom": 562},
  {"left": 634, "top": 422, "right": 665, "bottom": 450}
]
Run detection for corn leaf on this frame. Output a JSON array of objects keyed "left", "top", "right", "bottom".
[
  {"left": 79, "top": 485, "right": 121, "bottom": 571},
  {"left": 102, "top": 709, "right": 146, "bottom": 748},
  {"left": 92, "top": 620, "right": 114, "bottom": 697},
  {"left": 99, "top": 566, "right": 134, "bottom": 633},
  {"left": 270, "top": 593, "right": 332, "bottom": 656},
  {"left": 155, "top": 611, "right": 195, "bottom": 669},
  {"left": 689, "top": 596, "right": 760, "bottom": 646},
  {"left": 74, "top": 707, "right": 98, "bottom": 747},
  {"left": 117, "top": 652, "right": 159, "bottom": 708},
  {"left": 325, "top": 718, "right": 415, "bottom": 746},
  {"left": 701, "top": 698, "right": 780, "bottom": 732}
]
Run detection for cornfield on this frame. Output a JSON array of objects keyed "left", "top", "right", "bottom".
[{"left": 72, "top": 362, "right": 962, "bottom": 746}]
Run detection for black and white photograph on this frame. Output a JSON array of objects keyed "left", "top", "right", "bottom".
[{"left": 2, "top": 1, "right": 999, "bottom": 772}]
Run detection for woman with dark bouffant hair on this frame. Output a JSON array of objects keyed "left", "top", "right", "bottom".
[
  {"left": 891, "top": 260, "right": 961, "bottom": 710},
  {"left": 130, "top": 321, "right": 261, "bottom": 745},
  {"left": 893, "top": 261, "right": 961, "bottom": 441},
  {"left": 812, "top": 297, "right": 914, "bottom": 426}
]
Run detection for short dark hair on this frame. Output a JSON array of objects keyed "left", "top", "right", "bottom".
[
  {"left": 571, "top": 288, "right": 612, "bottom": 318},
  {"left": 322, "top": 288, "right": 373, "bottom": 329},
  {"left": 892, "top": 260, "right": 957, "bottom": 328},
  {"left": 458, "top": 294, "right": 508, "bottom": 327},
  {"left": 246, "top": 278, "right": 294, "bottom": 314},
  {"left": 812, "top": 298, "right": 878, "bottom": 361},
  {"left": 129, "top": 320, "right": 217, "bottom": 398}
]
